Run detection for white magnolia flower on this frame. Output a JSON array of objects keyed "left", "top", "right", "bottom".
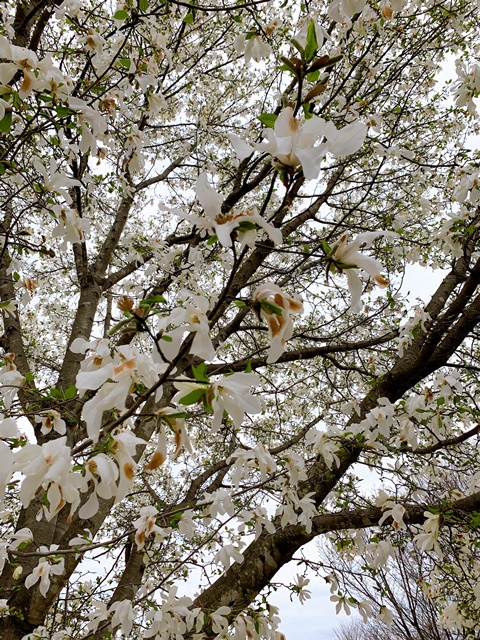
[
  {"left": 166, "top": 294, "right": 216, "bottom": 361},
  {"left": 234, "top": 34, "right": 272, "bottom": 64},
  {"left": 86, "top": 600, "right": 109, "bottom": 632},
  {"left": 210, "top": 606, "right": 231, "bottom": 635},
  {"left": 78, "top": 345, "right": 165, "bottom": 442},
  {"left": 0, "top": 358, "right": 25, "bottom": 410},
  {"left": 111, "top": 430, "right": 146, "bottom": 503},
  {"left": 78, "top": 453, "right": 119, "bottom": 520},
  {"left": 10, "top": 527, "right": 33, "bottom": 550},
  {"left": 132, "top": 506, "right": 162, "bottom": 549},
  {"left": 35, "top": 410, "right": 66, "bottom": 436},
  {"left": 253, "top": 282, "right": 303, "bottom": 363},
  {"left": 13, "top": 437, "right": 81, "bottom": 519},
  {"left": 237, "top": 107, "right": 367, "bottom": 180},
  {"left": 326, "top": 231, "right": 392, "bottom": 312},
  {"left": 173, "top": 372, "right": 262, "bottom": 432},
  {"left": 109, "top": 599, "right": 134, "bottom": 636},
  {"left": 210, "top": 373, "right": 263, "bottom": 431},
  {"left": 176, "top": 173, "right": 282, "bottom": 250},
  {"left": 414, "top": 512, "right": 443, "bottom": 556},
  {"left": 51, "top": 205, "right": 90, "bottom": 248},
  {"left": 293, "top": 574, "right": 312, "bottom": 604},
  {"left": 25, "top": 546, "right": 65, "bottom": 597},
  {"left": 214, "top": 543, "right": 244, "bottom": 569},
  {"left": 33, "top": 159, "right": 80, "bottom": 204}
]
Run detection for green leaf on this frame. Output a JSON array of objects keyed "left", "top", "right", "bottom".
[
  {"left": 245, "top": 359, "right": 252, "bottom": 373},
  {"left": 56, "top": 105, "right": 76, "bottom": 119},
  {"left": 12, "top": 271, "right": 20, "bottom": 282},
  {"left": 25, "top": 372, "right": 34, "bottom": 382},
  {"left": 142, "top": 295, "right": 167, "bottom": 305},
  {"left": 307, "top": 70, "right": 320, "bottom": 82},
  {"left": 139, "top": 0, "right": 149, "bottom": 11},
  {"left": 119, "top": 58, "right": 131, "bottom": 70},
  {"left": 113, "top": 9, "right": 129, "bottom": 19},
  {"left": 304, "top": 20, "right": 318, "bottom": 62},
  {"left": 321, "top": 239, "right": 332, "bottom": 254},
  {"left": 192, "top": 362, "right": 210, "bottom": 383},
  {"left": 260, "top": 300, "right": 283, "bottom": 316},
  {"left": 206, "top": 235, "right": 218, "bottom": 245},
  {"left": 234, "top": 300, "right": 248, "bottom": 308},
  {"left": 161, "top": 334, "right": 173, "bottom": 342},
  {"left": 183, "top": 12, "right": 194, "bottom": 23},
  {"left": 290, "top": 38, "right": 305, "bottom": 56},
  {"left": 302, "top": 102, "right": 312, "bottom": 119},
  {"left": 177, "top": 388, "right": 207, "bottom": 405},
  {"left": 65, "top": 385, "right": 77, "bottom": 400},
  {"left": 49, "top": 388, "right": 63, "bottom": 399},
  {"left": 237, "top": 220, "right": 257, "bottom": 231},
  {"left": 258, "top": 113, "right": 277, "bottom": 128},
  {"left": 0, "top": 111, "right": 12, "bottom": 133}
]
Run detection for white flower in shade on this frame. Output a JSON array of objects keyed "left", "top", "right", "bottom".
[
  {"left": 377, "top": 498, "right": 407, "bottom": 531},
  {"left": 414, "top": 512, "right": 443, "bottom": 556},
  {"left": 132, "top": 506, "right": 162, "bottom": 549},
  {"left": 0, "top": 299, "right": 18, "bottom": 318},
  {"left": 86, "top": 600, "right": 109, "bottom": 632},
  {"left": 234, "top": 34, "right": 272, "bottom": 64},
  {"left": 13, "top": 437, "right": 81, "bottom": 520},
  {"left": 78, "top": 453, "right": 119, "bottom": 520},
  {"left": 111, "top": 430, "right": 146, "bottom": 503},
  {"left": 144, "top": 408, "right": 192, "bottom": 471},
  {"left": 9, "top": 527, "right": 33, "bottom": 550},
  {"left": 0, "top": 441, "right": 13, "bottom": 509},
  {"left": 109, "top": 599, "right": 134, "bottom": 636},
  {"left": 253, "top": 107, "right": 366, "bottom": 180},
  {"left": 328, "top": 0, "right": 366, "bottom": 21},
  {"left": 253, "top": 282, "right": 303, "bottom": 363},
  {"left": 35, "top": 410, "right": 66, "bottom": 436},
  {"left": 210, "top": 373, "right": 263, "bottom": 431},
  {"left": 210, "top": 606, "right": 231, "bottom": 635},
  {"left": 77, "top": 345, "right": 165, "bottom": 442},
  {"left": 25, "top": 546, "right": 65, "bottom": 597},
  {"left": 214, "top": 543, "right": 244, "bottom": 569},
  {"left": 51, "top": 205, "right": 91, "bottom": 248},
  {"left": 166, "top": 294, "right": 215, "bottom": 361},
  {"left": 33, "top": 159, "right": 80, "bottom": 204},
  {"left": 178, "top": 173, "right": 282, "bottom": 250},
  {"left": 326, "top": 231, "right": 392, "bottom": 312},
  {"left": 173, "top": 373, "right": 262, "bottom": 432},
  {"left": 293, "top": 574, "right": 312, "bottom": 604},
  {"left": 0, "top": 358, "right": 25, "bottom": 410}
]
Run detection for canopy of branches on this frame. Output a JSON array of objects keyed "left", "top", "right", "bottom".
[{"left": 0, "top": 0, "right": 480, "bottom": 638}]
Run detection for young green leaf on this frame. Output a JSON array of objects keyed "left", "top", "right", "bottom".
[
  {"left": 304, "top": 20, "right": 318, "bottom": 62},
  {"left": 258, "top": 113, "right": 278, "bottom": 128}
]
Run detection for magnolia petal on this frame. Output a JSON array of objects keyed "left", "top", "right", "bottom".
[
  {"left": 79, "top": 491, "right": 99, "bottom": 520},
  {"left": 229, "top": 134, "right": 254, "bottom": 160},
  {"left": 196, "top": 173, "right": 223, "bottom": 218},
  {"left": 346, "top": 269, "right": 363, "bottom": 313},
  {"left": 0, "top": 62, "right": 17, "bottom": 85},
  {"left": 274, "top": 107, "right": 300, "bottom": 138},
  {"left": 327, "top": 121, "right": 367, "bottom": 157},
  {"left": 342, "top": 0, "right": 367, "bottom": 17},
  {"left": 0, "top": 441, "right": 13, "bottom": 508},
  {"left": 296, "top": 143, "right": 328, "bottom": 180},
  {"left": 253, "top": 217, "right": 283, "bottom": 245},
  {"left": 190, "top": 330, "right": 216, "bottom": 361},
  {"left": 0, "top": 417, "right": 20, "bottom": 438}
]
